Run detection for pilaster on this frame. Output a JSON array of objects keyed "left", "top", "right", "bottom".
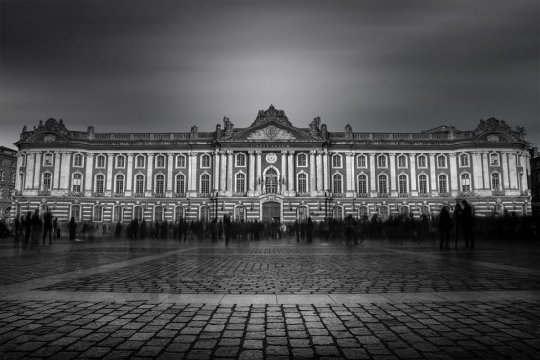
[{"left": 84, "top": 153, "right": 94, "bottom": 196}]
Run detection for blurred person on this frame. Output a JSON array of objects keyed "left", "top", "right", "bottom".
[
  {"left": 439, "top": 206, "right": 452, "bottom": 249},
  {"left": 42, "top": 210, "right": 53, "bottom": 245}
]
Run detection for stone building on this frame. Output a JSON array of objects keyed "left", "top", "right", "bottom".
[
  {"left": 11, "top": 105, "right": 532, "bottom": 224},
  {"left": 0, "top": 146, "right": 17, "bottom": 220}
]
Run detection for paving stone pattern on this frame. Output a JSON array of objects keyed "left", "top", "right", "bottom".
[
  {"left": 39, "top": 252, "right": 540, "bottom": 294},
  {"left": 0, "top": 300, "right": 538, "bottom": 359}
]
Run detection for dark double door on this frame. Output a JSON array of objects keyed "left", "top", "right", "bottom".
[{"left": 262, "top": 201, "right": 280, "bottom": 222}]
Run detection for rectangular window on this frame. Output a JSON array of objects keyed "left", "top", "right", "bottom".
[
  {"left": 419, "top": 175, "right": 428, "bottom": 195},
  {"left": 298, "top": 174, "right": 307, "bottom": 193},
  {"left": 95, "top": 176, "right": 104, "bottom": 193},
  {"left": 357, "top": 156, "right": 366, "bottom": 168}
]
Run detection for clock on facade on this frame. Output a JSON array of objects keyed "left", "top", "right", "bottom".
[{"left": 265, "top": 152, "right": 277, "bottom": 164}]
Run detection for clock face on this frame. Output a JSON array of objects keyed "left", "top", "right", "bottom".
[{"left": 265, "top": 152, "right": 277, "bottom": 164}]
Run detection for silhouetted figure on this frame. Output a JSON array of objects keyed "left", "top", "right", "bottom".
[
  {"left": 453, "top": 201, "right": 463, "bottom": 248},
  {"left": 14, "top": 216, "right": 21, "bottom": 242},
  {"left": 140, "top": 219, "right": 147, "bottom": 239},
  {"left": 462, "top": 200, "right": 475, "bottom": 248},
  {"left": 223, "top": 213, "right": 232, "bottom": 245},
  {"left": 68, "top": 217, "right": 77, "bottom": 241},
  {"left": 115, "top": 221, "right": 122, "bottom": 237},
  {"left": 439, "top": 207, "right": 452, "bottom": 249},
  {"left": 132, "top": 219, "right": 139, "bottom": 239},
  {"left": 43, "top": 210, "right": 53, "bottom": 245},
  {"left": 53, "top": 217, "right": 60, "bottom": 238},
  {"left": 23, "top": 211, "right": 32, "bottom": 244},
  {"left": 210, "top": 218, "right": 218, "bottom": 243},
  {"left": 31, "top": 209, "right": 42, "bottom": 245},
  {"left": 307, "top": 217, "right": 314, "bottom": 243},
  {"left": 345, "top": 214, "right": 355, "bottom": 245},
  {"left": 294, "top": 220, "right": 300, "bottom": 243}
]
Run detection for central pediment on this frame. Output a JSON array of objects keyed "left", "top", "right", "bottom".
[{"left": 247, "top": 125, "right": 296, "bottom": 141}]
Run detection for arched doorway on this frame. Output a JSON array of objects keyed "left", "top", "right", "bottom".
[{"left": 262, "top": 201, "right": 280, "bottom": 222}]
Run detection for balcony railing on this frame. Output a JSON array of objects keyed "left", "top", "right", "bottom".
[
  {"left": 133, "top": 192, "right": 145, "bottom": 197},
  {"left": 333, "top": 192, "right": 345, "bottom": 198},
  {"left": 458, "top": 191, "right": 474, "bottom": 197},
  {"left": 68, "top": 191, "right": 83, "bottom": 197},
  {"left": 438, "top": 192, "right": 450, "bottom": 197},
  {"left": 492, "top": 190, "right": 505, "bottom": 196},
  {"left": 38, "top": 190, "right": 51, "bottom": 196},
  {"left": 357, "top": 192, "right": 369, "bottom": 198},
  {"left": 377, "top": 192, "right": 389, "bottom": 198},
  {"left": 233, "top": 192, "right": 247, "bottom": 197},
  {"left": 197, "top": 192, "right": 211, "bottom": 198},
  {"left": 398, "top": 192, "right": 410, "bottom": 197},
  {"left": 296, "top": 192, "right": 310, "bottom": 197},
  {"left": 113, "top": 192, "right": 125, "bottom": 197},
  {"left": 173, "top": 192, "right": 186, "bottom": 198},
  {"left": 153, "top": 192, "right": 165, "bottom": 198},
  {"left": 92, "top": 192, "right": 105, "bottom": 197}
]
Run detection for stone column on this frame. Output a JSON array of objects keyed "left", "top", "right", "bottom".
[
  {"left": 126, "top": 154, "right": 134, "bottom": 193},
  {"left": 84, "top": 154, "right": 94, "bottom": 195},
  {"left": 288, "top": 151, "right": 295, "bottom": 194},
  {"left": 522, "top": 152, "right": 530, "bottom": 191},
  {"left": 248, "top": 151, "right": 255, "bottom": 196},
  {"left": 190, "top": 153, "right": 198, "bottom": 195},
  {"left": 53, "top": 152, "right": 62, "bottom": 190},
  {"left": 107, "top": 154, "right": 115, "bottom": 192},
  {"left": 389, "top": 153, "right": 397, "bottom": 196},
  {"left": 501, "top": 152, "right": 510, "bottom": 190},
  {"left": 508, "top": 152, "right": 518, "bottom": 189},
  {"left": 15, "top": 154, "right": 23, "bottom": 192},
  {"left": 214, "top": 150, "right": 220, "bottom": 193},
  {"left": 316, "top": 151, "right": 323, "bottom": 193},
  {"left": 482, "top": 152, "right": 490, "bottom": 189},
  {"left": 345, "top": 152, "right": 354, "bottom": 196},
  {"left": 25, "top": 153, "right": 34, "bottom": 190},
  {"left": 226, "top": 150, "right": 233, "bottom": 195},
  {"left": 256, "top": 151, "right": 262, "bottom": 193},
  {"left": 309, "top": 150, "right": 316, "bottom": 196},
  {"left": 409, "top": 153, "right": 417, "bottom": 195},
  {"left": 60, "top": 152, "right": 71, "bottom": 190},
  {"left": 166, "top": 154, "right": 173, "bottom": 193},
  {"left": 323, "top": 150, "right": 329, "bottom": 191},
  {"left": 281, "top": 150, "right": 287, "bottom": 194},
  {"left": 429, "top": 154, "right": 437, "bottom": 195},
  {"left": 220, "top": 151, "right": 227, "bottom": 194},
  {"left": 33, "top": 152, "right": 42, "bottom": 189},
  {"left": 369, "top": 153, "right": 376, "bottom": 196},
  {"left": 449, "top": 153, "right": 458, "bottom": 194},
  {"left": 472, "top": 152, "right": 483, "bottom": 190},
  {"left": 146, "top": 154, "right": 153, "bottom": 192}
]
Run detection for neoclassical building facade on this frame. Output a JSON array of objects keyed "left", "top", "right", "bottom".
[{"left": 12, "top": 105, "right": 532, "bottom": 224}]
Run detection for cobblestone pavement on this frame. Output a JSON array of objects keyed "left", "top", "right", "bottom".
[{"left": 0, "top": 236, "right": 539, "bottom": 359}]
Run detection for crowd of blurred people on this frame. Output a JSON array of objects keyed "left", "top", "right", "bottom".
[{"left": 1, "top": 199, "right": 539, "bottom": 248}]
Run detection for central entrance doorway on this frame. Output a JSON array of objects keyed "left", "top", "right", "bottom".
[{"left": 262, "top": 201, "right": 281, "bottom": 222}]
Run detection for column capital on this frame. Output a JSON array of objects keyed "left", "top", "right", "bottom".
[
  {"left": 226, "top": 150, "right": 233, "bottom": 155},
  {"left": 281, "top": 150, "right": 288, "bottom": 154},
  {"left": 255, "top": 150, "right": 262, "bottom": 155},
  {"left": 310, "top": 150, "right": 317, "bottom": 155},
  {"left": 248, "top": 150, "right": 255, "bottom": 155},
  {"left": 346, "top": 152, "right": 354, "bottom": 157},
  {"left": 449, "top": 153, "right": 457, "bottom": 158}
]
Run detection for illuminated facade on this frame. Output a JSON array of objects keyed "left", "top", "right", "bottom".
[{"left": 12, "top": 105, "right": 532, "bottom": 224}]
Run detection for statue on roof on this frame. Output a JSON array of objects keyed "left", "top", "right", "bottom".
[
  {"left": 251, "top": 105, "right": 292, "bottom": 127},
  {"left": 190, "top": 125, "right": 198, "bottom": 139},
  {"left": 475, "top": 117, "right": 511, "bottom": 134},
  {"left": 223, "top": 116, "right": 234, "bottom": 137},
  {"left": 345, "top": 124, "right": 353, "bottom": 139}
]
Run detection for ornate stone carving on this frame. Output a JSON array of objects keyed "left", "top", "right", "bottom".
[
  {"left": 247, "top": 125, "right": 296, "bottom": 141},
  {"left": 475, "top": 117, "right": 511, "bottom": 134},
  {"left": 251, "top": 104, "right": 291, "bottom": 127}
]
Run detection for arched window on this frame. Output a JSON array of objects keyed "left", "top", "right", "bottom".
[
  {"left": 297, "top": 173, "right": 307, "bottom": 193},
  {"left": 357, "top": 155, "right": 367, "bottom": 168},
  {"left": 115, "top": 174, "right": 125, "bottom": 194},
  {"left": 417, "top": 155, "right": 427, "bottom": 168},
  {"left": 377, "top": 155, "right": 387, "bottom": 168},
  {"left": 438, "top": 174, "right": 448, "bottom": 193},
  {"left": 236, "top": 173, "right": 246, "bottom": 193},
  {"left": 333, "top": 205, "right": 343, "bottom": 220},
  {"left": 397, "top": 155, "right": 407, "bottom": 168},
  {"left": 379, "top": 205, "right": 389, "bottom": 220},
  {"left": 358, "top": 205, "right": 369, "bottom": 219},
  {"left": 378, "top": 174, "right": 388, "bottom": 194},
  {"left": 156, "top": 155, "right": 165, "bottom": 168},
  {"left": 154, "top": 206, "right": 163, "bottom": 222},
  {"left": 332, "top": 154, "right": 342, "bottom": 168},
  {"left": 459, "top": 154, "right": 470, "bottom": 167},
  {"left": 176, "top": 155, "right": 186, "bottom": 168},
  {"left": 491, "top": 173, "right": 501, "bottom": 190},
  {"left": 93, "top": 205, "right": 103, "bottom": 222},
  {"left": 42, "top": 173, "right": 52, "bottom": 191},
  {"left": 332, "top": 173, "right": 343, "bottom": 194},
  {"left": 236, "top": 153, "right": 246, "bottom": 167},
  {"left": 70, "top": 204, "right": 81, "bottom": 222},
  {"left": 135, "top": 174, "right": 145, "bottom": 194},
  {"left": 116, "top": 155, "right": 125, "bottom": 168},
  {"left": 175, "top": 174, "right": 185, "bottom": 194},
  {"left": 461, "top": 173, "right": 471, "bottom": 192},
  {"left": 398, "top": 174, "right": 408, "bottom": 195},
  {"left": 297, "top": 153, "right": 307, "bottom": 167},
  {"left": 200, "top": 174, "right": 210, "bottom": 194},
  {"left": 43, "top": 153, "right": 53, "bottom": 166},
  {"left": 136, "top": 155, "right": 145, "bottom": 168},
  {"left": 73, "top": 154, "right": 83, "bottom": 167},
  {"left": 96, "top": 155, "right": 105, "bottom": 168},
  {"left": 265, "top": 168, "right": 278, "bottom": 194},
  {"left": 200, "top": 205, "right": 210, "bottom": 222},
  {"left": 437, "top": 155, "right": 446, "bottom": 168},
  {"left": 174, "top": 206, "right": 184, "bottom": 222},
  {"left": 201, "top": 154, "right": 210, "bottom": 168},
  {"left": 114, "top": 205, "right": 124, "bottom": 222},
  {"left": 95, "top": 174, "right": 105, "bottom": 193},
  {"left": 418, "top": 174, "right": 428, "bottom": 195},
  {"left": 72, "top": 173, "right": 82, "bottom": 192},
  {"left": 357, "top": 174, "right": 367, "bottom": 194},
  {"left": 234, "top": 205, "right": 246, "bottom": 222},
  {"left": 133, "top": 205, "right": 143, "bottom": 222},
  {"left": 155, "top": 174, "right": 165, "bottom": 194},
  {"left": 297, "top": 205, "right": 309, "bottom": 222},
  {"left": 490, "top": 153, "right": 500, "bottom": 166}
]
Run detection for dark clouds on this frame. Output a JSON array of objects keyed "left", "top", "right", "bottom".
[{"left": 1, "top": 0, "right": 538, "bottom": 148}]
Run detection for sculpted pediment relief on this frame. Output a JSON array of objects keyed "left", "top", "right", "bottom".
[{"left": 247, "top": 125, "right": 296, "bottom": 141}]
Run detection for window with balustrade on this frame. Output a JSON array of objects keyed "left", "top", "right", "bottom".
[
  {"left": 491, "top": 172, "right": 501, "bottom": 190},
  {"left": 236, "top": 173, "right": 246, "bottom": 193},
  {"left": 398, "top": 174, "right": 408, "bottom": 194},
  {"left": 72, "top": 173, "right": 82, "bottom": 192},
  {"left": 200, "top": 174, "right": 210, "bottom": 194},
  {"left": 297, "top": 173, "right": 307, "bottom": 193},
  {"left": 135, "top": 174, "right": 145, "bottom": 194},
  {"left": 95, "top": 174, "right": 104, "bottom": 193},
  {"left": 461, "top": 173, "right": 471, "bottom": 192},
  {"left": 378, "top": 174, "right": 388, "bottom": 194},
  {"left": 175, "top": 174, "right": 185, "bottom": 194},
  {"left": 42, "top": 172, "right": 52, "bottom": 191},
  {"left": 438, "top": 174, "right": 448, "bottom": 193},
  {"left": 155, "top": 174, "right": 165, "bottom": 194},
  {"left": 115, "top": 174, "right": 125, "bottom": 194},
  {"left": 418, "top": 174, "right": 428, "bottom": 195},
  {"left": 265, "top": 168, "right": 278, "bottom": 194}
]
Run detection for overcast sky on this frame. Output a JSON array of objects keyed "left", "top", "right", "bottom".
[{"left": 1, "top": 0, "right": 538, "bottom": 148}]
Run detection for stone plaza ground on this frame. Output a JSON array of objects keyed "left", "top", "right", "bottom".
[{"left": 0, "top": 235, "right": 539, "bottom": 359}]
